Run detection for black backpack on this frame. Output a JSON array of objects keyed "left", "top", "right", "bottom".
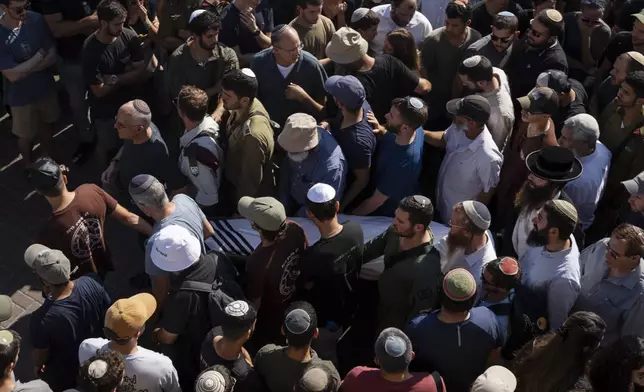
[
  {"left": 178, "top": 252, "right": 246, "bottom": 328},
  {"left": 488, "top": 284, "right": 549, "bottom": 360}
]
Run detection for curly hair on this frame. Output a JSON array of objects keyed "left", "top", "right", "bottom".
[{"left": 77, "top": 349, "right": 125, "bottom": 392}]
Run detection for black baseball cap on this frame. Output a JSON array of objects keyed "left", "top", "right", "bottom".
[
  {"left": 517, "top": 87, "right": 559, "bottom": 116},
  {"left": 28, "top": 157, "right": 65, "bottom": 192},
  {"left": 536, "top": 70, "right": 571, "bottom": 94},
  {"left": 446, "top": 95, "right": 492, "bottom": 123}
]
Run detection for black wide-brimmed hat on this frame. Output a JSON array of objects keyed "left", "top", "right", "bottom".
[{"left": 525, "top": 146, "right": 582, "bottom": 183}]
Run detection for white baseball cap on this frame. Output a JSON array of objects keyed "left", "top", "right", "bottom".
[{"left": 150, "top": 225, "right": 202, "bottom": 272}]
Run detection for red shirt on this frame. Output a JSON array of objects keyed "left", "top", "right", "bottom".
[{"left": 341, "top": 367, "right": 445, "bottom": 392}]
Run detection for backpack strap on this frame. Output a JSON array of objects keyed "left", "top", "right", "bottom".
[
  {"left": 181, "top": 131, "right": 218, "bottom": 176},
  {"left": 431, "top": 371, "right": 443, "bottom": 392},
  {"left": 248, "top": 110, "right": 281, "bottom": 130},
  {"left": 179, "top": 280, "right": 214, "bottom": 293}
]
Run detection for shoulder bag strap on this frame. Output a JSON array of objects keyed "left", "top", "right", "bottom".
[
  {"left": 611, "top": 119, "right": 644, "bottom": 164},
  {"left": 179, "top": 280, "right": 214, "bottom": 293},
  {"left": 431, "top": 371, "right": 443, "bottom": 392}
]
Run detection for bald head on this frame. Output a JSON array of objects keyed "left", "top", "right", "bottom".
[
  {"left": 119, "top": 99, "right": 152, "bottom": 128},
  {"left": 272, "top": 25, "right": 299, "bottom": 47}
]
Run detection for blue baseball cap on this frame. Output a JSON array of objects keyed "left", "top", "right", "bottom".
[{"left": 324, "top": 75, "right": 365, "bottom": 110}]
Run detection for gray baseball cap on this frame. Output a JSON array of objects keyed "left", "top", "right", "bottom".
[
  {"left": 238, "top": 197, "right": 286, "bottom": 231},
  {"left": 24, "top": 244, "right": 72, "bottom": 284},
  {"left": 623, "top": 172, "right": 644, "bottom": 195}
]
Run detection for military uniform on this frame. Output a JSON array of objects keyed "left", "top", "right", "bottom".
[{"left": 224, "top": 99, "right": 276, "bottom": 208}]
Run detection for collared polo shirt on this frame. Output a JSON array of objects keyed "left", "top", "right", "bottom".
[
  {"left": 435, "top": 231, "right": 497, "bottom": 290},
  {"left": 563, "top": 142, "right": 612, "bottom": 230},
  {"left": 371, "top": 4, "right": 433, "bottom": 54},
  {"left": 575, "top": 238, "right": 644, "bottom": 345},
  {"left": 506, "top": 40, "right": 568, "bottom": 98},
  {"left": 437, "top": 124, "right": 503, "bottom": 222},
  {"left": 465, "top": 34, "right": 514, "bottom": 69},
  {"left": 251, "top": 49, "right": 328, "bottom": 128},
  {"left": 477, "top": 68, "right": 515, "bottom": 150},
  {"left": 520, "top": 235, "right": 581, "bottom": 330},
  {"left": 278, "top": 129, "right": 347, "bottom": 217}
]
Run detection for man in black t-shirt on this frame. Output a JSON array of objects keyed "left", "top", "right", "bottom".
[
  {"left": 535, "top": 70, "right": 588, "bottom": 137},
  {"left": 300, "top": 183, "right": 364, "bottom": 331},
  {"left": 325, "top": 27, "right": 431, "bottom": 122},
  {"left": 200, "top": 300, "right": 266, "bottom": 391},
  {"left": 152, "top": 224, "right": 217, "bottom": 392},
  {"left": 82, "top": 0, "right": 146, "bottom": 167},
  {"left": 505, "top": 9, "right": 567, "bottom": 98},
  {"left": 42, "top": 0, "right": 100, "bottom": 162}
]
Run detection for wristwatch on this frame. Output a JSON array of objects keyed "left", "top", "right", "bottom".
[
  {"left": 252, "top": 28, "right": 261, "bottom": 37},
  {"left": 108, "top": 75, "right": 118, "bottom": 85}
]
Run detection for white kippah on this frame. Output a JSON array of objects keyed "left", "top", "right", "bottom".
[
  {"left": 189, "top": 9, "right": 206, "bottom": 24},
  {"left": 225, "top": 300, "right": 249, "bottom": 317},
  {"left": 241, "top": 68, "right": 256, "bottom": 78},
  {"left": 196, "top": 370, "right": 226, "bottom": 392},
  {"left": 88, "top": 360, "right": 109, "bottom": 379},
  {"left": 307, "top": 183, "right": 337, "bottom": 203},
  {"left": 409, "top": 97, "right": 424, "bottom": 109},
  {"left": 463, "top": 55, "right": 482, "bottom": 67},
  {"left": 350, "top": 8, "right": 370, "bottom": 23}
]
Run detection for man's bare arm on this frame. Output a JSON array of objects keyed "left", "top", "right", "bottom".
[{"left": 423, "top": 130, "right": 446, "bottom": 148}]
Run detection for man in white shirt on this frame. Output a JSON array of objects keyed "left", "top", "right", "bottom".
[
  {"left": 436, "top": 200, "right": 497, "bottom": 289},
  {"left": 78, "top": 293, "right": 182, "bottom": 392},
  {"left": 371, "top": 0, "right": 433, "bottom": 54},
  {"left": 424, "top": 95, "right": 503, "bottom": 223},
  {"left": 559, "top": 114, "right": 612, "bottom": 231},
  {"left": 520, "top": 199, "right": 581, "bottom": 330},
  {"left": 457, "top": 55, "right": 514, "bottom": 150}
]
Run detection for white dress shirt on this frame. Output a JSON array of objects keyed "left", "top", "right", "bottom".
[
  {"left": 478, "top": 68, "right": 514, "bottom": 150},
  {"left": 371, "top": 4, "right": 433, "bottom": 54},
  {"left": 435, "top": 230, "right": 498, "bottom": 289},
  {"left": 520, "top": 235, "right": 581, "bottom": 330},
  {"left": 437, "top": 124, "right": 503, "bottom": 222},
  {"left": 563, "top": 142, "right": 612, "bottom": 230}
]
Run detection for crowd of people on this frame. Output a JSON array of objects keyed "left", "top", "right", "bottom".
[{"left": 1, "top": 0, "right": 644, "bottom": 391}]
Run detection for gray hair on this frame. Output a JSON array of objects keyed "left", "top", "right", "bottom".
[
  {"left": 374, "top": 328, "right": 413, "bottom": 374},
  {"left": 126, "top": 99, "right": 152, "bottom": 127},
  {"left": 564, "top": 113, "right": 599, "bottom": 146},
  {"left": 129, "top": 174, "right": 169, "bottom": 209}
]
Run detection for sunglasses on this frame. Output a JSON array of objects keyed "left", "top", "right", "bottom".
[
  {"left": 605, "top": 242, "right": 622, "bottom": 259},
  {"left": 491, "top": 34, "right": 513, "bottom": 43}
]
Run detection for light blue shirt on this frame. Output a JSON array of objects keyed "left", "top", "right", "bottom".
[
  {"left": 279, "top": 129, "right": 347, "bottom": 216},
  {"left": 563, "top": 142, "right": 612, "bottom": 230},
  {"left": 520, "top": 235, "right": 581, "bottom": 330},
  {"left": 575, "top": 238, "right": 644, "bottom": 345}
]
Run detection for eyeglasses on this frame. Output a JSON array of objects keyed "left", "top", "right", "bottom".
[
  {"left": 275, "top": 43, "right": 303, "bottom": 55},
  {"left": 491, "top": 34, "right": 513, "bottom": 43},
  {"left": 448, "top": 220, "right": 468, "bottom": 229},
  {"left": 9, "top": 1, "right": 30, "bottom": 13}
]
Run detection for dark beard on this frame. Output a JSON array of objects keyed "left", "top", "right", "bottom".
[
  {"left": 526, "top": 225, "right": 549, "bottom": 246},
  {"left": 515, "top": 181, "right": 556, "bottom": 211}
]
